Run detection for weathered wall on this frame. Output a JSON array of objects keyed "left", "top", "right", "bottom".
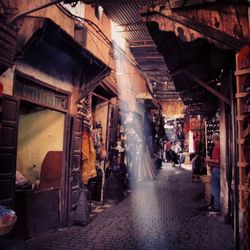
[
  {"left": 17, "top": 110, "right": 65, "bottom": 182},
  {"left": 3, "top": 1, "right": 81, "bottom": 113},
  {"left": 114, "top": 53, "right": 149, "bottom": 111},
  {"left": 16, "top": 62, "right": 74, "bottom": 93},
  {"left": 15, "top": 0, "right": 75, "bottom": 37},
  {"left": 16, "top": 60, "right": 79, "bottom": 114},
  {"left": 4, "top": 1, "right": 150, "bottom": 113},
  {"left": 84, "top": 5, "right": 112, "bottom": 66},
  {"left": 83, "top": 4, "right": 149, "bottom": 109}
]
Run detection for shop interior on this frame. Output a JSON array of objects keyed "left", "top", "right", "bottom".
[{"left": 14, "top": 101, "right": 65, "bottom": 238}]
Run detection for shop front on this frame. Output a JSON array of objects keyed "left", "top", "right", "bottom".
[
  {"left": 77, "top": 79, "right": 119, "bottom": 204},
  {"left": 0, "top": 17, "right": 109, "bottom": 238}
]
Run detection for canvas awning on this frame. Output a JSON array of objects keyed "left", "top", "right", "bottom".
[
  {"left": 136, "top": 92, "right": 154, "bottom": 100},
  {"left": 136, "top": 91, "right": 161, "bottom": 110}
]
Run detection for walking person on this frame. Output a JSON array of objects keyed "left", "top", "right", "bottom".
[
  {"left": 171, "top": 141, "right": 182, "bottom": 167},
  {"left": 165, "top": 140, "right": 172, "bottom": 162},
  {"left": 205, "top": 133, "right": 220, "bottom": 213}
]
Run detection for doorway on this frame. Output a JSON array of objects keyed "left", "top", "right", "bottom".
[
  {"left": 14, "top": 100, "right": 66, "bottom": 238},
  {"left": 16, "top": 101, "right": 65, "bottom": 184}
]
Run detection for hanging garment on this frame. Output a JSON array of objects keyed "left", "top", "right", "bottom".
[
  {"left": 77, "top": 96, "right": 92, "bottom": 131},
  {"left": 81, "top": 131, "right": 97, "bottom": 184}
]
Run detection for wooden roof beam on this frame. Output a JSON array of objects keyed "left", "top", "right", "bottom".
[
  {"left": 141, "top": 11, "right": 247, "bottom": 51},
  {"left": 128, "top": 40, "right": 155, "bottom": 43},
  {"left": 168, "top": 0, "right": 250, "bottom": 9},
  {"left": 135, "top": 55, "right": 164, "bottom": 59},
  {"left": 132, "top": 52, "right": 160, "bottom": 56},
  {"left": 129, "top": 44, "right": 157, "bottom": 48},
  {"left": 184, "top": 70, "right": 231, "bottom": 106}
]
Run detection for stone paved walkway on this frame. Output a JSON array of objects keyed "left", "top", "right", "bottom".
[{"left": 26, "top": 164, "right": 234, "bottom": 250}]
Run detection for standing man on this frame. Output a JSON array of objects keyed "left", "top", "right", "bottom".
[
  {"left": 205, "top": 133, "right": 220, "bottom": 213},
  {"left": 171, "top": 141, "right": 182, "bottom": 167}
]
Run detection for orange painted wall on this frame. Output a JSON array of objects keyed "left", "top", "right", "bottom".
[
  {"left": 84, "top": 5, "right": 149, "bottom": 111},
  {"left": 12, "top": 1, "right": 150, "bottom": 111},
  {"left": 114, "top": 54, "right": 149, "bottom": 110},
  {"left": 15, "top": 0, "right": 75, "bottom": 37},
  {"left": 84, "top": 5, "right": 112, "bottom": 66}
]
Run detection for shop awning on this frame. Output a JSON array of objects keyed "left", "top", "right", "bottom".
[
  {"left": 16, "top": 17, "right": 110, "bottom": 91},
  {"left": 100, "top": 76, "right": 119, "bottom": 98},
  {"left": 136, "top": 92, "right": 154, "bottom": 100},
  {"left": 161, "top": 101, "right": 185, "bottom": 118},
  {"left": 136, "top": 91, "right": 161, "bottom": 110}
]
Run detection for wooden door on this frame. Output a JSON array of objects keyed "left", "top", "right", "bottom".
[
  {"left": 67, "top": 115, "right": 82, "bottom": 224},
  {"left": 0, "top": 95, "right": 19, "bottom": 207}
]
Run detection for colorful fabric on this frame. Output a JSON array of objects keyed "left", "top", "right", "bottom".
[
  {"left": 81, "top": 130, "right": 96, "bottom": 184},
  {"left": 77, "top": 96, "right": 92, "bottom": 131}
]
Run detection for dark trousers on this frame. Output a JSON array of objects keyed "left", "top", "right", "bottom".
[
  {"left": 172, "top": 152, "right": 179, "bottom": 164},
  {"left": 211, "top": 168, "right": 220, "bottom": 209}
]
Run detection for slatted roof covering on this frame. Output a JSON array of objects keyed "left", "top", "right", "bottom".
[
  {"left": 0, "top": 20, "right": 16, "bottom": 74},
  {"left": 98, "top": 0, "right": 180, "bottom": 101}
]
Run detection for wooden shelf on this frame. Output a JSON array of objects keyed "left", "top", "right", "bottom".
[
  {"left": 236, "top": 52, "right": 250, "bottom": 214},
  {"left": 235, "top": 68, "right": 250, "bottom": 76},
  {"left": 237, "top": 114, "right": 250, "bottom": 121},
  {"left": 244, "top": 124, "right": 250, "bottom": 137},
  {"left": 237, "top": 139, "right": 245, "bottom": 144},
  {"left": 236, "top": 92, "right": 250, "bottom": 98},
  {"left": 245, "top": 186, "right": 250, "bottom": 193},
  {"left": 238, "top": 162, "right": 250, "bottom": 168},
  {"left": 239, "top": 185, "right": 246, "bottom": 191}
]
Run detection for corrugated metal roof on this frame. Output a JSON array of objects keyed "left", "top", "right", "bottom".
[{"left": 99, "top": 0, "right": 179, "bottom": 101}]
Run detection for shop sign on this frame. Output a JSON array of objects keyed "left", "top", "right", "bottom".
[{"left": 14, "top": 74, "right": 69, "bottom": 112}]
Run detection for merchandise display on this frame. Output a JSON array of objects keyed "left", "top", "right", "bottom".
[{"left": 0, "top": 206, "right": 16, "bottom": 236}]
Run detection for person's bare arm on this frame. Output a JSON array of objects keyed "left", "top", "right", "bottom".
[{"left": 205, "top": 156, "right": 219, "bottom": 165}]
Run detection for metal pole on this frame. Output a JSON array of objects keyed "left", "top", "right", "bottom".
[{"left": 9, "top": 0, "right": 64, "bottom": 24}]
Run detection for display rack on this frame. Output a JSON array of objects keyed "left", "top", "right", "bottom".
[
  {"left": 235, "top": 48, "right": 250, "bottom": 249},
  {"left": 206, "top": 117, "right": 220, "bottom": 155},
  {"left": 235, "top": 56, "right": 250, "bottom": 209}
]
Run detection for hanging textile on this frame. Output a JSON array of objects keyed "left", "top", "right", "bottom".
[
  {"left": 81, "top": 130, "right": 97, "bottom": 184},
  {"left": 77, "top": 95, "right": 97, "bottom": 184},
  {"left": 77, "top": 96, "right": 92, "bottom": 132}
]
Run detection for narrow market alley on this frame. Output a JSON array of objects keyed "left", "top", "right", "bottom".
[
  {"left": 0, "top": 1, "right": 250, "bottom": 250},
  {"left": 26, "top": 164, "right": 234, "bottom": 250}
]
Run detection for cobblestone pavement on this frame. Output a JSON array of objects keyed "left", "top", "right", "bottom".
[{"left": 26, "top": 164, "right": 234, "bottom": 250}]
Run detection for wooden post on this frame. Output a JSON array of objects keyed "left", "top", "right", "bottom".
[{"left": 220, "top": 101, "right": 228, "bottom": 217}]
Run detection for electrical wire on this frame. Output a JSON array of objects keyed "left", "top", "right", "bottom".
[
  {"left": 12, "top": 1, "right": 172, "bottom": 98},
  {"left": 9, "top": 0, "right": 63, "bottom": 24},
  {"left": 57, "top": 3, "right": 168, "bottom": 87}
]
